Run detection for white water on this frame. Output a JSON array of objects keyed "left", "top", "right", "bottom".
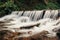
[
  {"left": 18, "top": 11, "right": 23, "bottom": 17},
  {"left": 44, "top": 10, "right": 58, "bottom": 19},
  {"left": 44, "top": 10, "right": 51, "bottom": 18},
  {"left": 22, "top": 11, "right": 30, "bottom": 17},
  {"left": 33, "top": 10, "right": 43, "bottom": 21},
  {"left": 0, "top": 10, "right": 60, "bottom": 37}
]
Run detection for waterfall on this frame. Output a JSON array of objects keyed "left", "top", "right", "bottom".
[
  {"left": 52, "top": 10, "right": 58, "bottom": 19},
  {"left": 43, "top": 10, "right": 51, "bottom": 18},
  {"left": 11, "top": 10, "right": 44, "bottom": 21},
  {"left": 11, "top": 11, "right": 19, "bottom": 15},
  {"left": 23, "top": 11, "right": 35, "bottom": 21},
  {"left": 9, "top": 10, "right": 59, "bottom": 21},
  {"left": 18, "top": 11, "right": 23, "bottom": 17},
  {"left": 58, "top": 10, "right": 60, "bottom": 18},
  {"left": 22, "top": 11, "right": 30, "bottom": 17},
  {"left": 0, "top": 10, "right": 60, "bottom": 38},
  {"left": 33, "top": 10, "right": 43, "bottom": 21},
  {"left": 44, "top": 10, "right": 58, "bottom": 19}
]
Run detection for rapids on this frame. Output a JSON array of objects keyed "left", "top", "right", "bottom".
[{"left": 0, "top": 10, "right": 60, "bottom": 38}]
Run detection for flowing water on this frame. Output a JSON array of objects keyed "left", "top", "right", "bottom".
[
  {"left": 0, "top": 10, "right": 60, "bottom": 37},
  {"left": 44, "top": 10, "right": 58, "bottom": 19}
]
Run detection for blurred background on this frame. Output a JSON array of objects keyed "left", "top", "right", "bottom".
[{"left": 0, "top": 0, "right": 60, "bottom": 17}]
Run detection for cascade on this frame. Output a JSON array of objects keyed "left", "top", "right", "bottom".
[{"left": 0, "top": 10, "right": 60, "bottom": 40}]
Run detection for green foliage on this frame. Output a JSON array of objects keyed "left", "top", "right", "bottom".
[
  {"left": 34, "top": 3, "right": 47, "bottom": 10},
  {"left": 0, "top": 0, "right": 19, "bottom": 17},
  {"left": 0, "top": 0, "right": 60, "bottom": 17},
  {"left": 46, "top": 2, "right": 60, "bottom": 9}
]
